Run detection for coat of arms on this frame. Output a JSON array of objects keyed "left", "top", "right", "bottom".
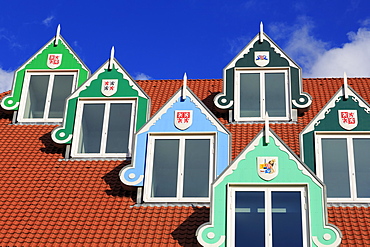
[
  {"left": 47, "top": 54, "right": 62, "bottom": 69},
  {"left": 101, "top": 79, "right": 118, "bottom": 97},
  {"left": 257, "top": 157, "right": 278, "bottom": 181},
  {"left": 254, "top": 51, "right": 269, "bottom": 67},
  {"left": 338, "top": 110, "right": 358, "bottom": 130},
  {"left": 174, "top": 110, "right": 193, "bottom": 130}
]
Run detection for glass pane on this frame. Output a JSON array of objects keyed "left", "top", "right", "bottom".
[
  {"left": 240, "top": 73, "right": 260, "bottom": 117},
  {"left": 353, "top": 138, "right": 370, "bottom": 198},
  {"left": 235, "top": 191, "right": 265, "bottom": 247},
  {"left": 265, "top": 73, "right": 286, "bottom": 117},
  {"left": 183, "top": 139, "right": 210, "bottom": 197},
  {"left": 106, "top": 103, "right": 132, "bottom": 153},
  {"left": 152, "top": 139, "right": 179, "bottom": 197},
  {"left": 272, "top": 191, "right": 303, "bottom": 246},
  {"left": 48, "top": 75, "right": 74, "bottom": 118},
  {"left": 77, "top": 104, "right": 105, "bottom": 153},
  {"left": 322, "top": 138, "right": 351, "bottom": 197},
  {"left": 24, "top": 75, "right": 49, "bottom": 118}
]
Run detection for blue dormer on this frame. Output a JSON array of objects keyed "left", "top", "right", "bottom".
[{"left": 120, "top": 80, "right": 230, "bottom": 203}]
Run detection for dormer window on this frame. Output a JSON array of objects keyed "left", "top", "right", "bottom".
[
  {"left": 235, "top": 69, "right": 289, "bottom": 120},
  {"left": 19, "top": 71, "right": 77, "bottom": 122},
  {"left": 300, "top": 82, "right": 370, "bottom": 203},
  {"left": 71, "top": 99, "right": 135, "bottom": 157},
  {"left": 0, "top": 26, "right": 89, "bottom": 123},
  {"left": 51, "top": 54, "right": 150, "bottom": 160},
  {"left": 214, "top": 26, "right": 311, "bottom": 122},
  {"left": 119, "top": 84, "right": 230, "bottom": 204},
  {"left": 144, "top": 134, "right": 214, "bottom": 201}
]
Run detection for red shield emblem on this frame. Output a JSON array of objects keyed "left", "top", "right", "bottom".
[
  {"left": 174, "top": 110, "right": 193, "bottom": 130},
  {"left": 338, "top": 110, "right": 358, "bottom": 130},
  {"left": 47, "top": 54, "right": 62, "bottom": 69},
  {"left": 101, "top": 79, "right": 118, "bottom": 97}
]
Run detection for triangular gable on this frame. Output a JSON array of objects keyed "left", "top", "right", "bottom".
[
  {"left": 1, "top": 35, "right": 89, "bottom": 111},
  {"left": 214, "top": 31, "right": 311, "bottom": 113},
  {"left": 197, "top": 129, "right": 341, "bottom": 246},
  {"left": 119, "top": 86, "right": 230, "bottom": 186},
  {"left": 300, "top": 85, "right": 370, "bottom": 171},
  {"left": 51, "top": 58, "right": 150, "bottom": 145}
]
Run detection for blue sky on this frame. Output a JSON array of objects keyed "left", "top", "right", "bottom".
[{"left": 1, "top": 0, "right": 370, "bottom": 92}]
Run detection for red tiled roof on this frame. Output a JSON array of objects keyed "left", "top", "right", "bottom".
[{"left": 0, "top": 78, "right": 370, "bottom": 246}]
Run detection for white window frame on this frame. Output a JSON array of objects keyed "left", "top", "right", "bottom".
[
  {"left": 315, "top": 132, "right": 370, "bottom": 202},
  {"left": 18, "top": 70, "right": 78, "bottom": 122},
  {"left": 143, "top": 134, "right": 215, "bottom": 202},
  {"left": 234, "top": 68, "right": 291, "bottom": 121},
  {"left": 227, "top": 185, "right": 308, "bottom": 247},
  {"left": 71, "top": 99, "right": 136, "bottom": 158}
]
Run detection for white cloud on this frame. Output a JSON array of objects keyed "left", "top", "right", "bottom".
[
  {"left": 0, "top": 68, "right": 14, "bottom": 92},
  {"left": 135, "top": 73, "right": 152, "bottom": 80},
  {"left": 307, "top": 28, "right": 370, "bottom": 77},
  {"left": 42, "top": 16, "right": 55, "bottom": 27},
  {"left": 274, "top": 20, "right": 370, "bottom": 78}
]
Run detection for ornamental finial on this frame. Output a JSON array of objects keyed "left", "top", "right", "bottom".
[
  {"left": 260, "top": 22, "right": 264, "bottom": 43},
  {"left": 264, "top": 111, "right": 270, "bottom": 144},
  {"left": 54, "top": 24, "right": 61, "bottom": 46},
  {"left": 182, "top": 72, "right": 187, "bottom": 100},
  {"left": 343, "top": 72, "right": 349, "bottom": 99},
  {"left": 108, "top": 46, "right": 115, "bottom": 70}
]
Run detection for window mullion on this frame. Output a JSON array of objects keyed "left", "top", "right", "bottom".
[
  {"left": 100, "top": 103, "right": 110, "bottom": 155},
  {"left": 43, "top": 74, "right": 54, "bottom": 120},
  {"left": 266, "top": 189, "right": 272, "bottom": 247},
  {"left": 177, "top": 137, "right": 185, "bottom": 199},
  {"left": 261, "top": 72, "right": 265, "bottom": 117},
  {"left": 347, "top": 137, "right": 357, "bottom": 200}
]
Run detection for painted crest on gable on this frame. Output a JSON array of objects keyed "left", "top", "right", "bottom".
[
  {"left": 101, "top": 79, "right": 118, "bottom": 96},
  {"left": 339, "top": 110, "right": 358, "bottom": 130},
  {"left": 257, "top": 157, "right": 278, "bottom": 180},
  {"left": 47, "top": 54, "right": 62, "bottom": 69},
  {"left": 254, "top": 51, "right": 269, "bottom": 67},
  {"left": 174, "top": 110, "right": 193, "bottom": 130}
]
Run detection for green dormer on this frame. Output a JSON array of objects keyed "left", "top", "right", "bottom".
[
  {"left": 1, "top": 26, "right": 89, "bottom": 123},
  {"left": 52, "top": 51, "right": 150, "bottom": 159},
  {"left": 214, "top": 24, "right": 311, "bottom": 122}
]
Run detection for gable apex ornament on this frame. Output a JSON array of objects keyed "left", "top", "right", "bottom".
[
  {"left": 343, "top": 72, "right": 349, "bottom": 99},
  {"left": 339, "top": 110, "right": 358, "bottom": 130},
  {"left": 54, "top": 24, "right": 61, "bottom": 46}
]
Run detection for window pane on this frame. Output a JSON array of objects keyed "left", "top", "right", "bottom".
[
  {"left": 235, "top": 191, "right": 265, "bottom": 247},
  {"left": 272, "top": 191, "right": 303, "bottom": 246},
  {"left": 322, "top": 138, "right": 351, "bottom": 198},
  {"left": 265, "top": 73, "right": 286, "bottom": 117},
  {"left": 77, "top": 104, "right": 105, "bottom": 153},
  {"left": 240, "top": 73, "right": 260, "bottom": 117},
  {"left": 24, "top": 75, "right": 49, "bottom": 118},
  {"left": 353, "top": 138, "right": 370, "bottom": 198},
  {"left": 48, "top": 75, "right": 74, "bottom": 118},
  {"left": 106, "top": 103, "right": 132, "bottom": 153},
  {"left": 183, "top": 139, "right": 210, "bottom": 197},
  {"left": 152, "top": 139, "right": 179, "bottom": 197}
]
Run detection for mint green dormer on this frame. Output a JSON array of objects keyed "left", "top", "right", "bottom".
[
  {"left": 1, "top": 26, "right": 89, "bottom": 123},
  {"left": 197, "top": 128, "right": 341, "bottom": 247},
  {"left": 52, "top": 56, "right": 150, "bottom": 159}
]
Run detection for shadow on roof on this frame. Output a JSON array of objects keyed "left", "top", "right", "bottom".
[
  {"left": 171, "top": 207, "right": 209, "bottom": 246},
  {"left": 39, "top": 131, "right": 65, "bottom": 155},
  {"left": 103, "top": 161, "right": 137, "bottom": 201}
]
